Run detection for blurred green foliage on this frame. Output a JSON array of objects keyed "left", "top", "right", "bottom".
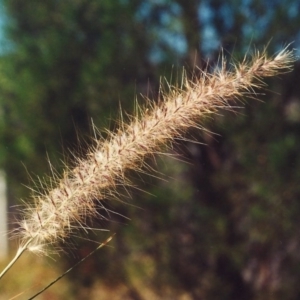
[{"left": 0, "top": 0, "right": 300, "bottom": 299}]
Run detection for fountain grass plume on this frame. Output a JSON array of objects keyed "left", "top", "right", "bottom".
[{"left": 0, "top": 47, "right": 295, "bottom": 279}]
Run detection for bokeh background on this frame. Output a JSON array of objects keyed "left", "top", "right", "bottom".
[{"left": 0, "top": 0, "right": 300, "bottom": 299}]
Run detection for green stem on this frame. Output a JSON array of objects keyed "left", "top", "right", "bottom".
[{"left": 0, "top": 237, "right": 33, "bottom": 280}]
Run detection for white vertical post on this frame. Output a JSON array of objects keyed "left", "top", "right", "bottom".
[{"left": 0, "top": 170, "right": 7, "bottom": 259}]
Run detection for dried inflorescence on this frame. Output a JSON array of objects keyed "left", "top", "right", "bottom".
[{"left": 16, "top": 48, "right": 295, "bottom": 254}]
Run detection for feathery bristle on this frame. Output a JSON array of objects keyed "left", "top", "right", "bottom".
[{"left": 15, "top": 48, "right": 295, "bottom": 254}]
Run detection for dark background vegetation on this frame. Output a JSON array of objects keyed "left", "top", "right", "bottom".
[{"left": 0, "top": 0, "right": 300, "bottom": 299}]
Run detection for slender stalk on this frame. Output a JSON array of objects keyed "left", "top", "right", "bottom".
[
  {"left": 27, "top": 235, "right": 114, "bottom": 300},
  {"left": 0, "top": 237, "right": 32, "bottom": 279}
]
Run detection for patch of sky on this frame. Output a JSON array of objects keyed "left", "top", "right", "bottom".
[
  {"left": 295, "top": 33, "right": 300, "bottom": 57},
  {"left": 239, "top": 0, "right": 251, "bottom": 19},
  {"left": 136, "top": 0, "right": 299, "bottom": 62},
  {"left": 0, "top": 2, "right": 13, "bottom": 54},
  {"left": 218, "top": 3, "right": 234, "bottom": 30},
  {"left": 241, "top": 0, "right": 294, "bottom": 48},
  {"left": 198, "top": 1, "right": 213, "bottom": 23},
  {"left": 135, "top": 1, "right": 151, "bottom": 22},
  {"left": 137, "top": 1, "right": 187, "bottom": 63},
  {"left": 198, "top": 1, "right": 219, "bottom": 55},
  {"left": 288, "top": 1, "right": 300, "bottom": 18},
  {"left": 148, "top": 24, "right": 187, "bottom": 63},
  {"left": 246, "top": 10, "right": 273, "bottom": 41},
  {"left": 201, "top": 26, "right": 219, "bottom": 55}
]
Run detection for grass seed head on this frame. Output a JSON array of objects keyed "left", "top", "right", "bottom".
[{"left": 14, "top": 48, "right": 295, "bottom": 255}]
